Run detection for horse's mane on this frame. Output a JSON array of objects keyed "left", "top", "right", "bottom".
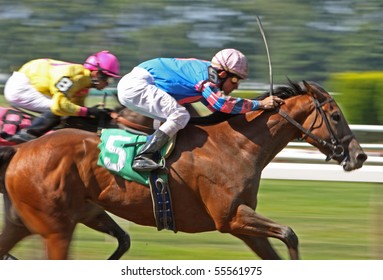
[
  {"left": 189, "top": 79, "right": 306, "bottom": 125},
  {"left": 256, "top": 79, "right": 305, "bottom": 100}
]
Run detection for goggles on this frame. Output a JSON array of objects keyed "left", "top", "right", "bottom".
[
  {"left": 228, "top": 74, "right": 241, "bottom": 84},
  {"left": 97, "top": 71, "right": 114, "bottom": 84}
]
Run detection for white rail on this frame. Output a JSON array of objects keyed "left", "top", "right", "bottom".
[
  {"left": 262, "top": 163, "right": 382, "bottom": 183},
  {"left": 350, "top": 124, "right": 383, "bottom": 132}
]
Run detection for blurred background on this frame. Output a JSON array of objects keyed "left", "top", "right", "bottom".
[
  {"left": 0, "top": 0, "right": 382, "bottom": 260},
  {"left": 0, "top": 0, "right": 382, "bottom": 124}
]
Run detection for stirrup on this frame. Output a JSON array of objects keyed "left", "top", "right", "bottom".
[{"left": 132, "top": 156, "right": 165, "bottom": 172}]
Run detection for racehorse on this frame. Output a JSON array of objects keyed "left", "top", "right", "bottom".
[
  {"left": 0, "top": 102, "right": 198, "bottom": 260},
  {"left": 0, "top": 105, "right": 152, "bottom": 260},
  {"left": 0, "top": 81, "right": 367, "bottom": 259}
]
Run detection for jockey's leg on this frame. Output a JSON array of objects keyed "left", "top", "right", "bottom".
[
  {"left": 118, "top": 67, "right": 190, "bottom": 171},
  {"left": 132, "top": 104, "right": 190, "bottom": 172},
  {"left": 26, "top": 110, "right": 61, "bottom": 136}
]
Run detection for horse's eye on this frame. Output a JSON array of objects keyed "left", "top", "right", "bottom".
[{"left": 331, "top": 112, "right": 341, "bottom": 122}]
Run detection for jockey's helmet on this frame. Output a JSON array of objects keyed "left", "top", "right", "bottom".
[
  {"left": 84, "top": 50, "right": 120, "bottom": 78},
  {"left": 211, "top": 48, "right": 248, "bottom": 79}
]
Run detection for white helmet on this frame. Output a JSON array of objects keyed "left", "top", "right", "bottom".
[{"left": 211, "top": 48, "right": 249, "bottom": 79}]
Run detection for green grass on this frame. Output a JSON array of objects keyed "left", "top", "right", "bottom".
[{"left": 2, "top": 179, "right": 382, "bottom": 260}]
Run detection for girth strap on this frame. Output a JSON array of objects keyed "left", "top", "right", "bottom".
[{"left": 149, "top": 174, "right": 176, "bottom": 232}]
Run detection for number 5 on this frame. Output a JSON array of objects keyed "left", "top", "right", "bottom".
[
  {"left": 103, "top": 135, "right": 133, "bottom": 172},
  {"left": 208, "top": 66, "right": 219, "bottom": 84}
]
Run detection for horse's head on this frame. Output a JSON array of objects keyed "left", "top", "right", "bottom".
[{"left": 279, "top": 80, "right": 367, "bottom": 171}]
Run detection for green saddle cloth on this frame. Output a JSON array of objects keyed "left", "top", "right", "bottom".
[{"left": 97, "top": 129, "right": 166, "bottom": 185}]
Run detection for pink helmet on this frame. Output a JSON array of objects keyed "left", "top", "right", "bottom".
[
  {"left": 211, "top": 48, "right": 249, "bottom": 79},
  {"left": 84, "top": 50, "right": 120, "bottom": 77}
]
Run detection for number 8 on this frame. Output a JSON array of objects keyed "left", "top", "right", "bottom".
[{"left": 56, "top": 77, "right": 73, "bottom": 93}]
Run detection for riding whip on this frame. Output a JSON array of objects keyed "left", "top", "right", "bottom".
[{"left": 255, "top": 15, "right": 274, "bottom": 96}]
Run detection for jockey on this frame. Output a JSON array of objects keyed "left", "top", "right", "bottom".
[
  {"left": 4, "top": 50, "right": 120, "bottom": 143},
  {"left": 117, "top": 48, "right": 284, "bottom": 172}
]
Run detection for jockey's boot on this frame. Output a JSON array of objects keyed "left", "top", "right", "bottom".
[
  {"left": 132, "top": 129, "right": 170, "bottom": 172},
  {"left": 8, "top": 111, "right": 61, "bottom": 144}
]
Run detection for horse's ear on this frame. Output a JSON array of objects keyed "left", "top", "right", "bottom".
[
  {"left": 302, "top": 80, "right": 315, "bottom": 97},
  {"left": 302, "top": 80, "right": 311, "bottom": 91}
]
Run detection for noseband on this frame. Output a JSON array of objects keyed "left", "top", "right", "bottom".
[{"left": 276, "top": 96, "right": 351, "bottom": 163}]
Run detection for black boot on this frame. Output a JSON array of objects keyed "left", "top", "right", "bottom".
[
  {"left": 27, "top": 111, "right": 61, "bottom": 136},
  {"left": 132, "top": 129, "right": 170, "bottom": 172},
  {"left": 8, "top": 111, "right": 61, "bottom": 144}
]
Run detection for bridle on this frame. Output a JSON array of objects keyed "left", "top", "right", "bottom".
[{"left": 276, "top": 96, "right": 352, "bottom": 164}]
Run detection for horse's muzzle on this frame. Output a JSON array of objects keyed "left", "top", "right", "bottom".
[{"left": 342, "top": 139, "right": 367, "bottom": 171}]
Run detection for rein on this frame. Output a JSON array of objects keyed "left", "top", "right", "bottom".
[{"left": 276, "top": 96, "right": 349, "bottom": 163}]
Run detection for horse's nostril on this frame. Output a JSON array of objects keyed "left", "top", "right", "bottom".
[{"left": 357, "top": 153, "right": 368, "bottom": 163}]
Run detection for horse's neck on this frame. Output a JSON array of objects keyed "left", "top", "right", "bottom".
[
  {"left": 208, "top": 99, "right": 310, "bottom": 169},
  {"left": 249, "top": 113, "right": 298, "bottom": 168},
  {"left": 258, "top": 114, "right": 299, "bottom": 167},
  {"left": 249, "top": 96, "right": 313, "bottom": 167},
  {"left": 178, "top": 95, "right": 312, "bottom": 170}
]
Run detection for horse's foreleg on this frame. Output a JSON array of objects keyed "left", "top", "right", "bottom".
[
  {"left": 232, "top": 234, "right": 281, "bottom": 260},
  {"left": 0, "top": 193, "right": 31, "bottom": 259},
  {"left": 0, "top": 220, "right": 31, "bottom": 259},
  {"left": 44, "top": 232, "right": 73, "bottom": 260},
  {"left": 229, "top": 204, "right": 299, "bottom": 260},
  {"left": 82, "top": 211, "right": 131, "bottom": 260}
]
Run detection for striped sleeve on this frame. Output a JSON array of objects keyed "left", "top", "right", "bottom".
[{"left": 197, "top": 81, "right": 260, "bottom": 114}]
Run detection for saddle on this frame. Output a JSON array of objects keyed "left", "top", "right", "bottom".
[
  {"left": 110, "top": 111, "right": 155, "bottom": 135},
  {"left": 97, "top": 128, "right": 176, "bottom": 232}
]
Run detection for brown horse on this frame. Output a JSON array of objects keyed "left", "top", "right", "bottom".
[
  {"left": 0, "top": 104, "right": 196, "bottom": 260},
  {"left": 0, "top": 81, "right": 367, "bottom": 259},
  {"left": 0, "top": 107, "right": 143, "bottom": 260}
]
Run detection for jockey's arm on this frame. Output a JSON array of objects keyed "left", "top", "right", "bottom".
[
  {"left": 50, "top": 93, "right": 86, "bottom": 116},
  {"left": 200, "top": 83, "right": 260, "bottom": 114},
  {"left": 49, "top": 72, "right": 91, "bottom": 117}
]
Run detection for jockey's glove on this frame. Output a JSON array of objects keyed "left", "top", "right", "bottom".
[{"left": 86, "top": 106, "right": 107, "bottom": 118}]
